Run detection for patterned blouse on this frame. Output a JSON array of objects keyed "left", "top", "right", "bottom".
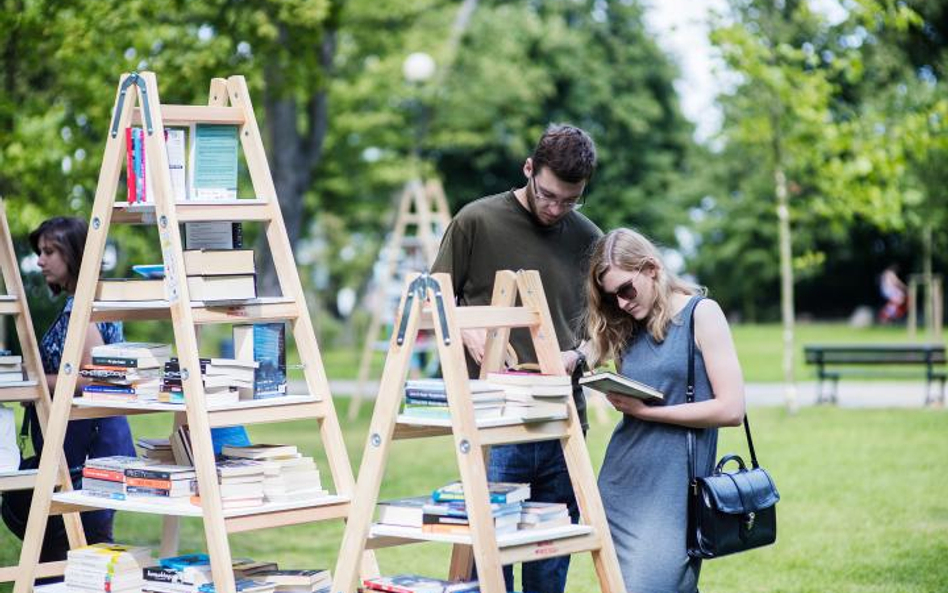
[{"left": 40, "top": 296, "right": 123, "bottom": 374}]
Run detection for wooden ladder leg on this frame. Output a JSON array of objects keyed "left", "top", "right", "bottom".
[
  {"left": 14, "top": 71, "right": 136, "bottom": 593},
  {"left": 515, "top": 271, "right": 625, "bottom": 593},
  {"left": 333, "top": 278, "right": 424, "bottom": 592}
]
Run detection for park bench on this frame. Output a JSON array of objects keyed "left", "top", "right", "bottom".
[{"left": 804, "top": 343, "right": 947, "bottom": 405}]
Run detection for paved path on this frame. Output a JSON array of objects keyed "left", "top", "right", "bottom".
[{"left": 302, "top": 379, "right": 943, "bottom": 409}]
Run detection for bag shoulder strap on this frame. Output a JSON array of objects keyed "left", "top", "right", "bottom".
[{"left": 686, "top": 297, "right": 760, "bottom": 483}]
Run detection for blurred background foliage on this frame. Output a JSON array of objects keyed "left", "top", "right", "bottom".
[{"left": 0, "top": 0, "right": 945, "bottom": 342}]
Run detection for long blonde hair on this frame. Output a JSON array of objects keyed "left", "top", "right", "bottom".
[{"left": 583, "top": 228, "right": 704, "bottom": 367}]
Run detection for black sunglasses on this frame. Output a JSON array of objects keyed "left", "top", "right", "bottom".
[{"left": 602, "top": 265, "right": 646, "bottom": 304}]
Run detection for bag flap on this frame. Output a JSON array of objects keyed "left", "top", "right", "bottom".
[{"left": 699, "top": 467, "right": 780, "bottom": 514}]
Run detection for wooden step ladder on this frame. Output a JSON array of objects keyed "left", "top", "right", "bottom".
[
  {"left": 13, "top": 71, "right": 376, "bottom": 593},
  {"left": 333, "top": 270, "right": 624, "bottom": 593}
]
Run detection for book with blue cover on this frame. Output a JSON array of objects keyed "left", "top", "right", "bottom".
[{"left": 233, "top": 323, "right": 286, "bottom": 399}]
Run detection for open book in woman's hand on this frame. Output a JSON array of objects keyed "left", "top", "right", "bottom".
[{"left": 578, "top": 371, "right": 664, "bottom": 402}]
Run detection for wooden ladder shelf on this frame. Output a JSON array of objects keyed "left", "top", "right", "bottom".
[
  {"left": 13, "top": 71, "right": 376, "bottom": 593},
  {"left": 333, "top": 270, "right": 624, "bottom": 593}
]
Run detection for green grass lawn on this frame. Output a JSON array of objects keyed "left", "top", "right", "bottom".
[{"left": 1, "top": 402, "right": 945, "bottom": 592}]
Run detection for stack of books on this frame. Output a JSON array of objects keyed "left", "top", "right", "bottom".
[
  {"left": 65, "top": 542, "right": 153, "bottom": 593},
  {"left": 401, "top": 379, "right": 506, "bottom": 421},
  {"left": 254, "top": 569, "right": 332, "bottom": 593},
  {"left": 124, "top": 464, "right": 197, "bottom": 499},
  {"left": 161, "top": 357, "right": 256, "bottom": 405},
  {"left": 189, "top": 459, "right": 267, "bottom": 509},
  {"left": 362, "top": 575, "right": 479, "bottom": 593},
  {"left": 137, "top": 437, "right": 176, "bottom": 463},
  {"left": 81, "top": 456, "right": 158, "bottom": 500},
  {"left": 143, "top": 556, "right": 212, "bottom": 593},
  {"left": 421, "top": 481, "right": 530, "bottom": 536},
  {"left": 80, "top": 343, "right": 170, "bottom": 402},
  {"left": 0, "top": 351, "right": 24, "bottom": 384},
  {"left": 486, "top": 372, "right": 571, "bottom": 420},
  {"left": 221, "top": 444, "right": 326, "bottom": 503},
  {"left": 183, "top": 248, "right": 257, "bottom": 302},
  {"left": 144, "top": 554, "right": 283, "bottom": 593},
  {"left": 518, "top": 501, "right": 571, "bottom": 530}
]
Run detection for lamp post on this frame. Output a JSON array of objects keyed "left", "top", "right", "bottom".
[{"left": 402, "top": 52, "right": 436, "bottom": 170}]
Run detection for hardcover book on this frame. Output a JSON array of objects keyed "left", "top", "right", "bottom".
[
  {"left": 233, "top": 323, "right": 287, "bottom": 399},
  {"left": 578, "top": 371, "right": 664, "bottom": 402}
]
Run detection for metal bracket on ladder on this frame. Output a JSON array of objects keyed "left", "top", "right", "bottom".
[
  {"left": 110, "top": 71, "right": 153, "bottom": 138},
  {"left": 396, "top": 272, "right": 451, "bottom": 346}
]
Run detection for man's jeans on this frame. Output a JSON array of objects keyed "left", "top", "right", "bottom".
[{"left": 484, "top": 440, "right": 579, "bottom": 593}]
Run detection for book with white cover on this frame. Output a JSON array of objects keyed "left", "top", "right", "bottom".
[{"left": 578, "top": 371, "right": 663, "bottom": 402}]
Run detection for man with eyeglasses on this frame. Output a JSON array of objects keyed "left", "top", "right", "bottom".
[{"left": 432, "top": 123, "right": 600, "bottom": 593}]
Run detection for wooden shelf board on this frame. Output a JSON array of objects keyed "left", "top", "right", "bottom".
[
  {"left": 132, "top": 104, "right": 245, "bottom": 126},
  {"left": 0, "top": 300, "right": 20, "bottom": 314},
  {"left": 368, "top": 523, "right": 593, "bottom": 548},
  {"left": 418, "top": 306, "right": 539, "bottom": 331},
  {"left": 0, "top": 381, "right": 42, "bottom": 402},
  {"left": 111, "top": 199, "right": 271, "bottom": 224},
  {"left": 90, "top": 296, "right": 298, "bottom": 324},
  {"left": 394, "top": 414, "right": 570, "bottom": 445},
  {"left": 6, "top": 562, "right": 68, "bottom": 585},
  {"left": 0, "top": 469, "right": 38, "bottom": 492},
  {"left": 0, "top": 295, "right": 16, "bottom": 301},
  {"left": 51, "top": 490, "right": 349, "bottom": 520},
  {"left": 70, "top": 395, "right": 324, "bottom": 426}
]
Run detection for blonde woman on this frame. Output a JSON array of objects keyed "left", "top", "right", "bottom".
[{"left": 584, "top": 228, "right": 745, "bottom": 593}]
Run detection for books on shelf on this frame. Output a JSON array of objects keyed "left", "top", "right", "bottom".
[
  {"left": 255, "top": 568, "right": 332, "bottom": 593},
  {"left": 376, "top": 496, "right": 430, "bottom": 529},
  {"left": 66, "top": 542, "right": 154, "bottom": 593},
  {"left": 486, "top": 371, "right": 572, "bottom": 398},
  {"left": 518, "top": 501, "right": 570, "bottom": 530},
  {"left": 0, "top": 405, "right": 17, "bottom": 471},
  {"left": 91, "top": 342, "right": 172, "bottom": 370},
  {"left": 0, "top": 355, "right": 24, "bottom": 384},
  {"left": 185, "top": 273, "right": 257, "bottom": 302},
  {"left": 221, "top": 444, "right": 298, "bottom": 460},
  {"left": 432, "top": 481, "right": 530, "bottom": 505},
  {"left": 125, "top": 127, "right": 187, "bottom": 204},
  {"left": 135, "top": 437, "right": 176, "bottom": 463},
  {"left": 188, "top": 124, "right": 239, "bottom": 200},
  {"left": 362, "top": 574, "right": 479, "bottom": 593},
  {"left": 95, "top": 278, "right": 165, "bottom": 301},
  {"left": 233, "top": 323, "right": 287, "bottom": 399},
  {"left": 578, "top": 371, "right": 664, "bottom": 402},
  {"left": 185, "top": 222, "right": 244, "bottom": 250},
  {"left": 183, "top": 249, "right": 255, "bottom": 276}
]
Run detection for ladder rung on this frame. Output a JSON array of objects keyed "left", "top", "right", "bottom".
[
  {"left": 0, "top": 560, "right": 67, "bottom": 582},
  {"left": 111, "top": 200, "right": 272, "bottom": 224},
  {"left": 0, "top": 300, "right": 20, "bottom": 314},
  {"left": 0, "top": 470, "right": 38, "bottom": 492},
  {"left": 418, "top": 306, "right": 539, "bottom": 331},
  {"left": 90, "top": 297, "right": 300, "bottom": 325},
  {"left": 393, "top": 417, "right": 570, "bottom": 446},
  {"left": 132, "top": 105, "right": 245, "bottom": 127},
  {"left": 70, "top": 395, "right": 323, "bottom": 425},
  {"left": 499, "top": 530, "right": 601, "bottom": 565},
  {"left": 225, "top": 499, "right": 350, "bottom": 534},
  {"left": 0, "top": 381, "right": 42, "bottom": 402}
]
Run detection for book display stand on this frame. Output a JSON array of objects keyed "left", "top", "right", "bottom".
[
  {"left": 13, "top": 72, "right": 376, "bottom": 593},
  {"left": 0, "top": 198, "right": 89, "bottom": 584},
  {"left": 348, "top": 178, "right": 451, "bottom": 420},
  {"left": 333, "top": 270, "right": 624, "bottom": 593}
]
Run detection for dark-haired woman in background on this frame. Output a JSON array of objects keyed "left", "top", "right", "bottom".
[{"left": 25, "top": 217, "right": 135, "bottom": 560}]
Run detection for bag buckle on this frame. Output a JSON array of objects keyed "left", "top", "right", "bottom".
[{"left": 744, "top": 511, "right": 756, "bottom": 531}]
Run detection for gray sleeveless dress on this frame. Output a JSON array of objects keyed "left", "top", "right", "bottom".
[{"left": 598, "top": 296, "right": 718, "bottom": 593}]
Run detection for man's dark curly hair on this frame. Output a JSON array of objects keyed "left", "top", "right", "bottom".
[{"left": 531, "top": 124, "right": 597, "bottom": 184}]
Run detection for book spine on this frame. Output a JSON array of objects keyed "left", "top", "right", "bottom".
[
  {"left": 361, "top": 581, "right": 412, "bottom": 593},
  {"left": 232, "top": 223, "right": 243, "bottom": 249},
  {"left": 124, "top": 468, "right": 186, "bottom": 481},
  {"left": 126, "top": 127, "right": 135, "bottom": 203},
  {"left": 126, "top": 476, "right": 193, "bottom": 489},
  {"left": 82, "top": 467, "right": 125, "bottom": 482},
  {"left": 126, "top": 485, "right": 179, "bottom": 497},
  {"left": 83, "top": 384, "right": 136, "bottom": 394},
  {"left": 92, "top": 356, "right": 139, "bottom": 368}
]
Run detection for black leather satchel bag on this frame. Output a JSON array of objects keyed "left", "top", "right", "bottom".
[{"left": 684, "top": 300, "right": 780, "bottom": 559}]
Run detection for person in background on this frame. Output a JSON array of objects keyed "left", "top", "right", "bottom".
[
  {"left": 26, "top": 217, "right": 135, "bottom": 560},
  {"left": 583, "top": 228, "right": 745, "bottom": 593},
  {"left": 878, "top": 263, "right": 908, "bottom": 323},
  {"left": 431, "top": 124, "right": 601, "bottom": 593}
]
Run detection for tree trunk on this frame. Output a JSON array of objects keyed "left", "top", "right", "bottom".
[
  {"left": 775, "top": 166, "right": 797, "bottom": 413},
  {"left": 256, "top": 23, "right": 336, "bottom": 297}
]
